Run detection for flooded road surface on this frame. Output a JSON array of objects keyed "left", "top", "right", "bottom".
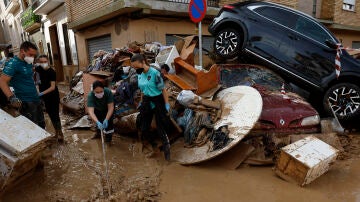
[
  {"left": 160, "top": 159, "right": 360, "bottom": 202},
  {"left": 2, "top": 129, "right": 163, "bottom": 202},
  {"left": 160, "top": 133, "right": 360, "bottom": 202},
  {"left": 1, "top": 118, "right": 360, "bottom": 202}
]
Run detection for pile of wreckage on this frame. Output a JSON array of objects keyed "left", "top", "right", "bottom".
[{"left": 62, "top": 35, "right": 344, "bottom": 187}]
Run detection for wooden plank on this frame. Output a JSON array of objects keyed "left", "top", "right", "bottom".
[{"left": 165, "top": 74, "right": 196, "bottom": 90}]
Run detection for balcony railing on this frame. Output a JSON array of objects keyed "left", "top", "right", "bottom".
[
  {"left": 158, "top": 0, "right": 219, "bottom": 7},
  {"left": 20, "top": 6, "right": 41, "bottom": 30},
  {"left": 32, "top": 0, "right": 46, "bottom": 9}
]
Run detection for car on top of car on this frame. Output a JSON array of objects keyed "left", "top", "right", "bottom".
[{"left": 208, "top": 1, "right": 360, "bottom": 123}]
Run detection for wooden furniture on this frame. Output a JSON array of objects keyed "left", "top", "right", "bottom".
[{"left": 165, "top": 57, "right": 219, "bottom": 95}]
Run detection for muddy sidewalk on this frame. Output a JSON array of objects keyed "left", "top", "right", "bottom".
[
  {"left": 2, "top": 130, "right": 163, "bottom": 202},
  {"left": 2, "top": 128, "right": 360, "bottom": 202}
]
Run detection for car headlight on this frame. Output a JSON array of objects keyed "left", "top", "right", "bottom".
[{"left": 301, "top": 115, "right": 320, "bottom": 126}]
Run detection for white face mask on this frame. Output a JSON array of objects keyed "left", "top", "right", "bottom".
[
  {"left": 40, "top": 63, "right": 49, "bottom": 70},
  {"left": 24, "top": 56, "right": 34, "bottom": 64},
  {"left": 94, "top": 92, "right": 104, "bottom": 99}
]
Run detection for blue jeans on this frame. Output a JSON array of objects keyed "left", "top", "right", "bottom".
[{"left": 20, "top": 101, "right": 45, "bottom": 129}]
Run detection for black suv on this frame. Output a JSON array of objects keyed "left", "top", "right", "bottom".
[{"left": 209, "top": 1, "right": 360, "bottom": 122}]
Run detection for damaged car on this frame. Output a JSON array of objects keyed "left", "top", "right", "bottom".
[
  {"left": 218, "top": 64, "right": 320, "bottom": 134},
  {"left": 209, "top": 1, "right": 360, "bottom": 122}
]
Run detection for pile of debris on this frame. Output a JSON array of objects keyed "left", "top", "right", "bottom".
[
  {"left": 60, "top": 35, "right": 345, "bottom": 187},
  {"left": 61, "top": 36, "right": 216, "bottom": 128}
]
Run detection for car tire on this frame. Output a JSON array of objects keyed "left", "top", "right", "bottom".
[
  {"left": 323, "top": 83, "right": 360, "bottom": 121},
  {"left": 214, "top": 28, "right": 242, "bottom": 59}
]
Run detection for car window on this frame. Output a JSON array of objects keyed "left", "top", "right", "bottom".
[
  {"left": 220, "top": 65, "right": 288, "bottom": 92},
  {"left": 294, "top": 17, "right": 332, "bottom": 44},
  {"left": 254, "top": 6, "right": 298, "bottom": 29}
]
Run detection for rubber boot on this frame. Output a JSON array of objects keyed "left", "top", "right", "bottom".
[
  {"left": 56, "top": 129, "right": 64, "bottom": 143},
  {"left": 163, "top": 143, "right": 171, "bottom": 161}
]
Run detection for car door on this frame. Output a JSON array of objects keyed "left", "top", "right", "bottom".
[
  {"left": 248, "top": 6, "right": 298, "bottom": 67},
  {"left": 281, "top": 15, "right": 338, "bottom": 88}
]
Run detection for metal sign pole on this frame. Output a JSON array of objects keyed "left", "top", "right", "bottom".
[{"left": 199, "top": 21, "right": 203, "bottom": 69}]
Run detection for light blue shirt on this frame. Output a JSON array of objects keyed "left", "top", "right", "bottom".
[{"left": 138, "top": 67, "right": 164, "bottom": 97}]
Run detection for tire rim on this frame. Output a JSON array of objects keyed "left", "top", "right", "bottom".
[
  {"left": 215, "top": 31, "right": 238, "bottom": 55},
  {"left": 328, "top": 86, "right": 360, "bottom": 117}
]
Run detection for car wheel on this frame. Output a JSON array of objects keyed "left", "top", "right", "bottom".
[
  {"left": 214, "top": 28, "right": 242, "bottom": 59},
  {"left": 323, "top": 83, "right": 360, "bottom": 121}
]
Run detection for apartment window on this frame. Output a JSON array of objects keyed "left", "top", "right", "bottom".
[
  {"left": 353, "top": 41, "right": 360, "bottom": 49},
  {"left": 343, "top": 0, "right": 356, "bottom": 11}
]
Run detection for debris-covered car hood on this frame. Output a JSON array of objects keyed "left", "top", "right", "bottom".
[{"left": 217, "top": 64, "right": 320, "bottom": 133}]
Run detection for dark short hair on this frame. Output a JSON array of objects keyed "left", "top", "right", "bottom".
[
  {"left": 92, "top": 80, "right": 104, "bottom": 90},
  {"left": 20, "top": 41, "right": 38, "bottom": 51},
  {"left": 161, "top": 64, "right": 170, "bottom": 72},
  {"left": 7, "top": 53, "right": 14, "bottom": 58},
  {"left": 38, "top": 54, "right": 48, "bottom": 60},
  {"left": 131, "top": 54, "right": 149, "bottom": 65}
]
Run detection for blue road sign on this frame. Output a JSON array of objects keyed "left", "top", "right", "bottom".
[{"left": 189, "top": 0, "right": 207, "bottom": 23}]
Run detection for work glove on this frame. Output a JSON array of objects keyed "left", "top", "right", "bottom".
[
  {"left": 39, "top": 92, "right": 44, "bottom": 97},
  {"left": 96, "top": 121, "right": 103, "bottom": 130},
  {"left": 103, "top": 119, "right": 109, "bottom": 129},
  {"left": 165, "top": 103, "right": 170, "bottom": 112},
  {"left": 9, "top": 95, "right": 22, "bottom": 109}
]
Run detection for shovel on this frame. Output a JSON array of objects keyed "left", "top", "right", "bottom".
[
  {"left": 327, "top": 100, "right": 345, "bottom": 134},
  {"left": 100, "top": 130, "right": 112, "bottom": 197}
]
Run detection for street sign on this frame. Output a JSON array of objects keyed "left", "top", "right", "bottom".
[{"left": 189, "top": 0, "right": 207, "bottom": 23}]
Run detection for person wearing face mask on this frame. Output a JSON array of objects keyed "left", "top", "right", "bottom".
[
  {"left": 35, "top": 55, "right": 64, "bottom": 143},
  {"left": 130, "top": 54, "right": 171, "bottom": 161},
  {"left": 87, "top": 80, "right": 115, "bottom": 143},
  {"left": 0, "top": 41, "right": 45, "bottom": 128}
]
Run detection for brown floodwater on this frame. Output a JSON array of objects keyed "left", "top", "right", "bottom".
[
  {"left": 1, "top": 129, "right": 163, "bottom": 202},
  {"left": 1, "top": 118, "right": 360, "bottom": 202}
]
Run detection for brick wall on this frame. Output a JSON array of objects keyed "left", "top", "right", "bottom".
[
  {"left": 320, "top": 0, "right": 360, "bottom": 26},
  {"left": 65, "top": 0, "right": 113, "bottom": 23},
  {"left": 320, "top": 0, "right": 335, "bottom": 20},
  {"left": 333, "top": 0, "right": 360, "bottom": 27}
]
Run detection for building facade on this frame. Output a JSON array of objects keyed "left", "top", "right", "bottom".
[
  {"left": 0, "top": 0, "right": 78, "bottom": 82},
  {"left": 0, "top": 0, "right": 26, "bottom": 55},
  {"left": 65, "top": 0, "right": 221, "bottom": 69},
  {"left": 32, "top": 0, "right": 78, "bottom": 82}
]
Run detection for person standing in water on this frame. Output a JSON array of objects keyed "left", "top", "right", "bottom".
[
  {"left": 36, "top": 55, "right": 64, "bottom": 142},
  {"left": 131, "top": 54, "right": 171, "bottom": 161}
]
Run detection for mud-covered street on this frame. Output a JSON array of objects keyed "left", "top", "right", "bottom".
[{"left": 2, "top": 116, "right": 360, "bottom": 202}]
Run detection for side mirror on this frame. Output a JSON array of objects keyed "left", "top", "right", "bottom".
[{"left": 325, "top": 40, "right": 338, "bottom": 49}]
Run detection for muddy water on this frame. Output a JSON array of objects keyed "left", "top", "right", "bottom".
[
  {"left": 2, "top": 130, "right": 163, "bottom": 202},
  {"left": 160, "top": 134, "right": 360, "bottom": 202},
  {"left": 2, "top": 116, "right": 360, "bottom": 202}
]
